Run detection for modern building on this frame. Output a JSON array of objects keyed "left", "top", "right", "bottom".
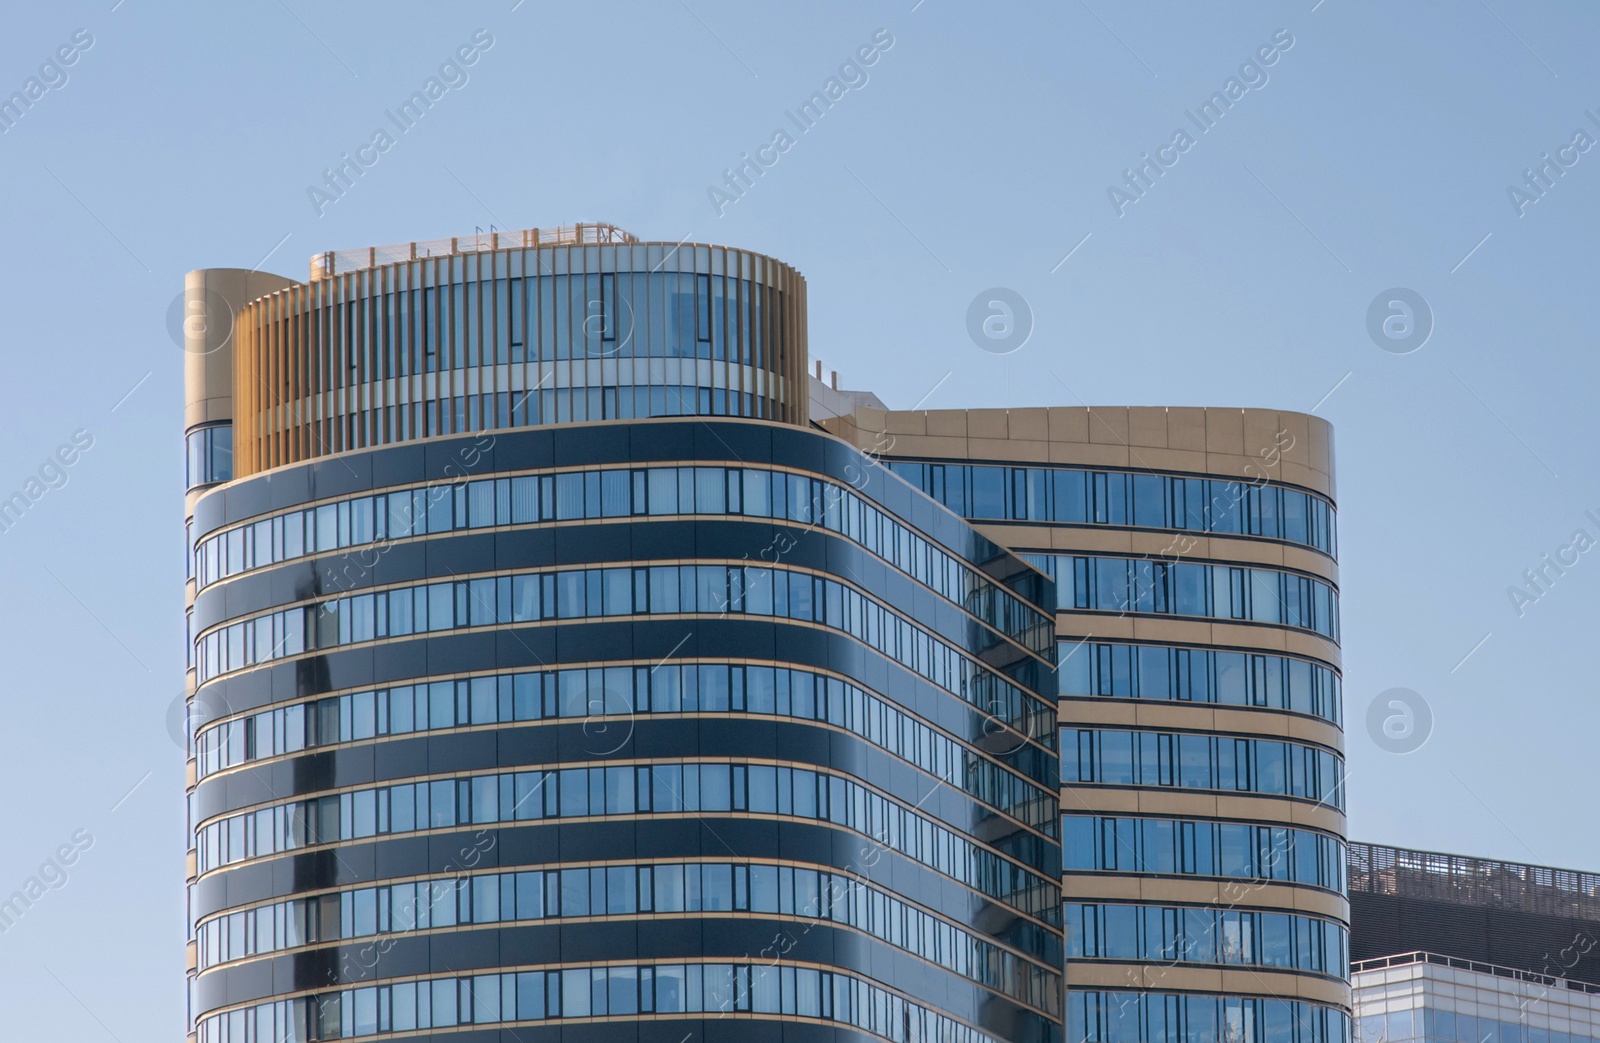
[
  {"left": 182, "top": 226, "right": 1063, "bottom": 1043},
  {"left": 1348, "top": 842, "right": 1600, "bottom": 1042},
  {"left": 821, "top": 402, "right": 1350, "bottom": 1043},
  {"left": 182, "top": 224, "right": 1350, "bottom": 1042}
]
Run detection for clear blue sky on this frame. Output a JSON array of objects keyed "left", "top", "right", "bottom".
[{"left": 2, "top": 1, "right": 1596, "bottom": 1036}]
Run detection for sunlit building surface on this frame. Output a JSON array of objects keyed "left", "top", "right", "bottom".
[
  {"left": 183, "top": 227, "right": 1062, "bottom": 1042},
  {"left": 1349, "top": 842, "right": 1600, "bottom": 1043},
  {"left": 183, "top": 224, "right": 1353, "bottom": 1042},
  {"left": 822, "top": 400, "right": 1350, "bottom": 1042}
]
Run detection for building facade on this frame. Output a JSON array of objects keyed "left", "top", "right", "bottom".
[
  {"left": 1348, "top": 842, "right": 1600, "bottom": 1043},
  {"left": 821, "top": 404, "right": 1351, "bottom": 1043},
  {"left": 183, "top": 227, "right": 1063, "bottom": 1042},
  {"left": 183, "top": 224, "right": 1352, "bottom": 1042}
]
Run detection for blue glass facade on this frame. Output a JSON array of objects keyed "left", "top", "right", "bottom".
[
  {"left": 839, "top": 414, "right": 1350, "bottom": 1043},
  {"left": 187, "top": 420, "right": 1063, "bottom": 1042}
]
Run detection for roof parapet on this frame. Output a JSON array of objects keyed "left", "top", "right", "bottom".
[{"left": 309, "top": 222, "right": 638, "bottom": 281}]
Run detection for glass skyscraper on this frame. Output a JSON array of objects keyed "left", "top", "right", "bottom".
[
  {"left": 183, "top": 226, "right": 1063, "bottom": 1042},
  {"left": 183, "top": 224, "right": 1349, "bottom": 1042},
  {"left": 820, "top": 393, "right": 1350, "bottom": 1042}
]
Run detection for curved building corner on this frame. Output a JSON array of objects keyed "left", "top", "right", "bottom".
[
  {"left": 181, "top": 226, "right": 1065, "bottom": 1043},
  {"left": 820, "top": 403, "right": 1350, "bottom": 1043}
]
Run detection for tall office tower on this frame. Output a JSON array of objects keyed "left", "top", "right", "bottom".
[
  {"left": 1348, "top": 842, "right": 1600, "bottom": 1042},
  {"left": 181, "top": 226, "right": 1065, "bottom": 1043},
  {"left": 821, "top": 404, "right": 1351, "bottom": 1043}
]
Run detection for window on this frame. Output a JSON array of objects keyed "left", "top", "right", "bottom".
[{"left": 185, "top": 424, "right": 232, "bottom": 489}]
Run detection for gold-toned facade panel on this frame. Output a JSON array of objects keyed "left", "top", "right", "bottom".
[
  {"left": 233, "top": 243, "right": 809, "bottom": 477},
  {"left": 1060, "top": 786, "right": 1345, "bottom": 836},
  {"left": 1057, "top": 698, "right": 1344, "bottom": 749},
  {"left": 821, "top": 405, "right": 1335, "bottom": 498},
  {"left": 183, "top": 268, "right": 298, "bottom": 433},
  {"left": 1053, "top": 615, "right": 1342, "bottom": 670},
  {"left": 1067, "top": 962, "right": 1350, "bottom": 1008},
  {"left": 1059, "top": 873, "right": 1349, "bottom": 922}
]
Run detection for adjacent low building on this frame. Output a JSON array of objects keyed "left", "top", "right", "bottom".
[{"left": 1349, "top": 842, "right": 1600, "bottom": 1042}]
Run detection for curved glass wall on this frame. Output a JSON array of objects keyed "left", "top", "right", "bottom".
[
  {"left": 1061, "top": 814, "right": 1347, "bottom": 892},
  {"left": 1025, "top": 552, "right": 1340, "bottom": 641},
  {"left": 863, "top": 415, "right": 1346, "bottom": 1037},
  {"left": 1065, "top": 902, "right": 1348, "bottom": 977},
  {"left": 193, "top": 757, "right": 1059, "bottom": 917},
  {"left": 231, "top": 243, "right": 808, "bottom": 476},
  {"left": 202, "top": 960, "right": 1015, "bottom": 1043},
  {"left": 186, "top": 421, "right": 1064, "bottom": 1043},
  {"left": 186, "top": 423, "right": 232, "bottom": 490},
  {"left": 192, "top": 561, "right": 1054, "bottom": 741},
  {"left": 189, "top": 460, "right": 1053, "bottom": 654},
  {"left": 193, "top": 661, "right": 1058, "bottom": 832},
  {"left": 197, "top": 859, "right": 1061, "bottom": 1012},
  {"left": 1060, "top": 640, "right": 1343, "bottom": 726},
  {"left": 1061, "top": 726, "right": 1345, "bottom": 808},
  {"left": 1068, "top": 991, "right": 1350, "bottom": 1043},
  {"left": 886, "top": 459, "right": 1336, "bottom": 556}
]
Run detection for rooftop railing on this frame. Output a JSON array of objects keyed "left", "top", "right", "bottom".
[
  {"left": 1349, "top": 841, "right": 1600, "bottom": 921},
  {"left": 310, "top": 222, "right": 639, "bottom": 281},
  {"left": 1352, "top": 950, "right": 1600, "bottom": 996}
]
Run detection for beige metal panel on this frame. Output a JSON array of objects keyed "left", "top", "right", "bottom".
[
  {"left": 1203, "top": 621, "right": 1290, "bottom": 654},
  {"left": 1134, "top": 790, "right": 1223, "bottom": 819},
  {"left": 1126, "top": 406, "right": 1168, "bottom": 447},
  {"left": 1091, "top": 614, "right": 1213, "bottom": 645},
  {"left": 1213, "top": 793, "right": 1346, "bottom": 834},
  {"left": 1061, "top": 786, "right": 1145, "bottom": 815},
  {"left": 1059, "top": 873, "right": 1144, "bottom": 902},
  {"left": 1054, "top": 617, "right": 1342, "bottom": 671},
  {"left": 817, "top": 405, "right": 1337, "bottom": 499},
  {"left": 1057, "top": 699, "right": 1144, "bottom": 727},
  {"left": 1048, "top": 527, "right": 1139, "bottom": 554},
  {"left": 1130, "top": 445, "right": 1213, "bottom": 474},
  {"left": 1134, "top": 617, "right": 1246, "bottom": 648},
  {"left": 1069, "top": 962, "right": 1225, "bottom": 992},
  {"left": 1048, "top": 439, "right": 1138, "bottom": 468},
  {"left": 1009, "top": 407, "right": 1049, "bottom": 441},
  {"left": 968, "top": 410, "right": 1009, "bottom": 440},
  {"left": 1134, "top": 876, "right": 1229, "bottom": 906},
  {"left": 1209, "top": 707, "right": 1335, "bottom": 748},
  {"left": 1243, "top": 410, "right": 1288, "bottom": 479},
  {"left": 1056, "top": 698, "right": 1343, "bottom": 749},
  {"left": 1204, "top": 409, "right": 1245, "bottom": 456},
  {"left": 972, "top": 436, "right": 1048, "bottom": 462},
  {"left": 1221, "top": 968, "right": 1348, "bottom": 1008},
  {"left": 1057, "top": 786, "right": 1345, "bottom": 834},
  {"left": 1056, "top": 611, "right": 1137, "bottom": 641},
  {"left": 1061, "top": 787, "right": 1363, "bottom": 825},
  {"left": 1046, "top": 407, "right": 1089, "bottom": 443},
  {"left": 1283, "top": 543, "right": 1340, "bottom": 581},
  {"left": 183, "top": 268, "right": 298, "bottom": 434},
  {"left": 1279, "top": 629, "right": 1342, "bottom": 667},
  {"left": 1087, "top": 407, "right": 1131, "bottom": 446},
  {"left": 921, "top": 410, "right": 961, "bottom": 437},
  {"left": 1066, "top": 963, "right": 1349, "bottom": 1008},
  {"left": 1132, "top": 701, "right": 1219, "bottom": 732},
  {"left": 1138, "top": 877, "right": 1346, "bottom": 920},
  {"left": 1059, "top": 874, "right": 1348, "bottom": 921},
  {"left": 1168, "top": 407, "right": 1207, "bottom": 448}
]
